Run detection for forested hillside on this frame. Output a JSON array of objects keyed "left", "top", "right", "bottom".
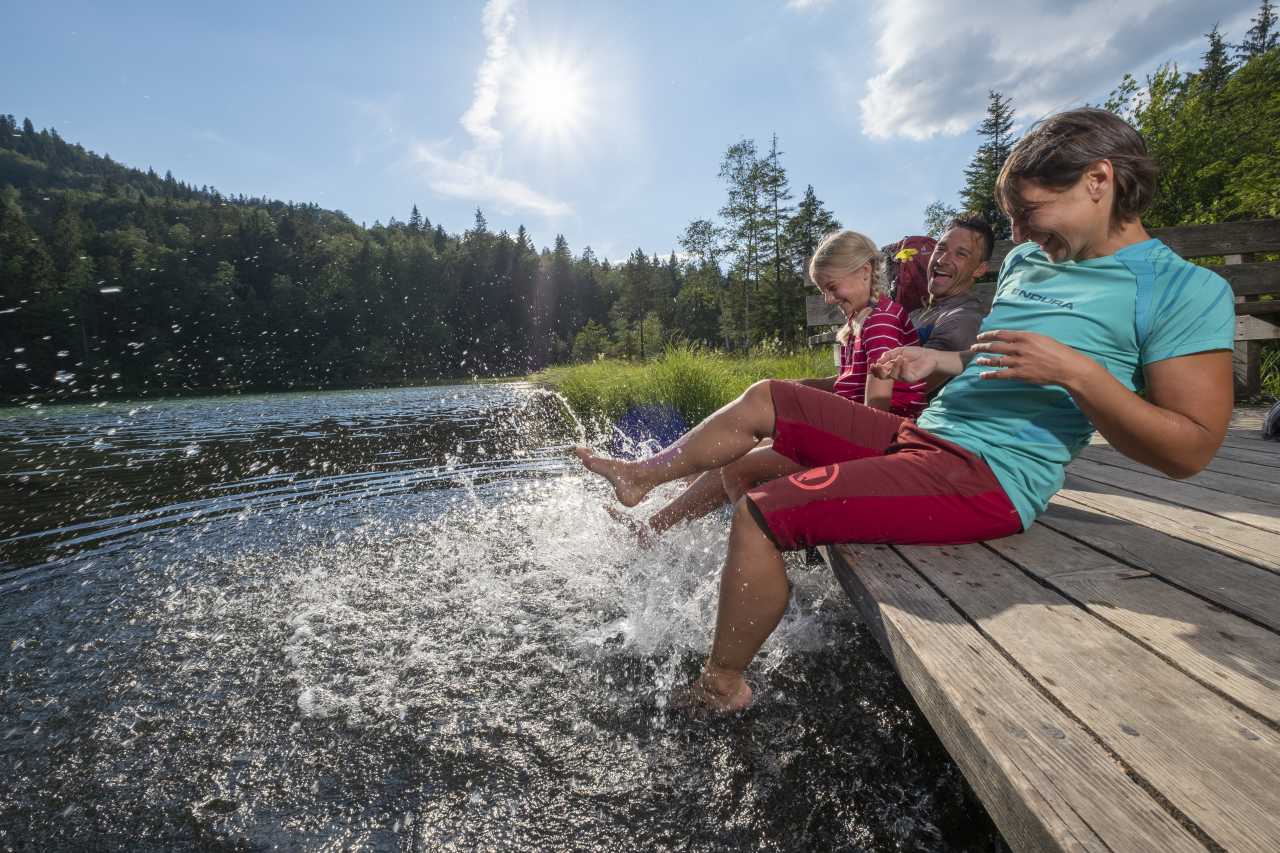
[{"left": 0, "top": 115, "right": 843, "bottom": 403}]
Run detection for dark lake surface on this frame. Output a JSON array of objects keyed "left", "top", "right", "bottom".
[{"left": 0, "top": 383, "right": 999, "bottom": 851}]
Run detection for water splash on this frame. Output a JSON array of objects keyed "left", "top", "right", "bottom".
[{"left": 0, "top": 382, "right": 996, "bottom": 851}]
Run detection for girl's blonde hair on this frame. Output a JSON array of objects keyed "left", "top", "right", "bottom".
[{"left": 809, "top": 229, "right": 887, "bottom": 344}]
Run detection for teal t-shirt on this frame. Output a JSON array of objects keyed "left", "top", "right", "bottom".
[{"left": 916, "top": 238, "right": 1235, "bottom": 529}]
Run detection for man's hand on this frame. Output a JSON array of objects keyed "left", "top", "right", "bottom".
[{"left": 971, "top": 330, "right": 1101, "bottom": 389}]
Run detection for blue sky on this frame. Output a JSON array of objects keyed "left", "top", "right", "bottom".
[{"left": 1, "top": 0, "right": 1261, "bottom": 262}]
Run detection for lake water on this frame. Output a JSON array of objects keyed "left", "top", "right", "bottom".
[{"left": 0, "top": 383, "right": 999, "bottom": 851}]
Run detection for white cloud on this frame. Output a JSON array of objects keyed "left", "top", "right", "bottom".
[
  {"left": 460, "top": 0, "right": 518, "bottom": 150},
  {"left": 857, "top": 0, "right": 1258, "bottom": 140},
  {"left": 411, "top": 143, "right": 570, "bottom": 217},
  {"left": 786, "top": 0, "right": 835, "bottom": 10},
  {"left": 413, "top": 0, "right": 572, "bottom": 217}
]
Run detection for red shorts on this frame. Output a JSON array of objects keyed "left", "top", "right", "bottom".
[{"left": 745, "top": 380, "right": 1021, "bottom": 550}]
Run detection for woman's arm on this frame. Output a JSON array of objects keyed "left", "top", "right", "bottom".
[{"left": 971, "top": 330, "right": 1232, "bottom": 478}]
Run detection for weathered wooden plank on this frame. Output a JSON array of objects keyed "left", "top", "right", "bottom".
[
  {"left": 1228, "top": 406, "right": 1270, "bottom": 431},
  {"left": 1085, "top": 424, "right": 1270, "bottom": 450},
  {"left": 1057, "top": 474, "right": 1280, "bottom": 572},
  {"left": 1040, "top": 496, "right": 1280, "bottom": 629},
  {"left": 824, "top": 544, "right": 1205, "bottom": 853},
  {"left": 1215, "top": 262, "right": 1280, "bottom": 296},
  {"left": 1237, "top": 314, "right": 1280, "bottom": 341},
  {"left": 1235, "top": 299, "right": 1280, "bottom": 316},
  {"left": 987, "top": 221, "right": 1280, "bottom": 270},
  {"left": 1076, "top": 446, "right": 1280, "bottom": 504},
  {"left": 1219, "top": 431, "right": 1279, "bottom": 450},
  {"left": 986, "top": 525, "right": 1280, "bottom": 724},
  {"left": 1150, "top": 219, "right": 1280, "bottom": 257},
  {"left": 1068, "top": 458, "right": 1280, "bottom": 535},
  {"left": 1083, "top": 408, "right": 1267, "bottom": 439},
  {"left": 899, "top": 542, "right": 1280, "bottom": 852},
  {"left": 1231, "top": 256, "right": 1265, "bottom": 397},
  {"left": 805, "top": 294, "right": 845, "bottom": 327},
  {"left": 1198, "top": 454, "right": 1280, "bottom": 484},
  {"left": 1082, "top": 442, "right": 1280, "bottom": 486},
  {"left": 1212, "top": 443, "right": 1280, "bottom": 468}
]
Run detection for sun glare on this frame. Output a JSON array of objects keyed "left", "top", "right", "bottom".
[{"left": 512, "top": 55, "right": 589, "bottom": 142}]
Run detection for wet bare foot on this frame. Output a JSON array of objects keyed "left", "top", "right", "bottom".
[
  {"left": 573, "top": 447, "right": 652, "bottom": 507},
  {"left": 671, "top": 667, "right": 753, "bottom": 716},
  {"left": 604, "top": 504, "right": 657, "bottom": 549}
]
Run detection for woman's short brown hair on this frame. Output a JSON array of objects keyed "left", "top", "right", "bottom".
[{"left": 996, "top": 107, "right": 1158, "bottom": 225}]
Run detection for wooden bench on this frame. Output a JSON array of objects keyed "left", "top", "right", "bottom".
[
  {"left": 806, "top": 218, "right": 1280, "bottom": 398},
  {"left": 820, "top": 408, "right": 1280, "bottom": 851}
]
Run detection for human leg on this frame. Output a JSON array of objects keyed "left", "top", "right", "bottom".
[
  {"left": 745, "top": 423, "right": 1022, "bottom": 550},
  {"left": 645, "top": 469, "right": 730, "bottom": 535},
  {"left": 575, "top": 379, "right": 778, "bottom": 507},
  {"left": 636, "top": 439, "right": 802, "bottom": 538},
  {"left": 684, "top": 497, "right": 790, "bottom": 712},
  {"left": 603, "top": 468, "right": 732, "bottom": 546},
  {"left": 682, "top": 427, "right": 1022, "bottom": 713},
  {"left": 720, "top": 442, "right": 805, "bottom": 505}
]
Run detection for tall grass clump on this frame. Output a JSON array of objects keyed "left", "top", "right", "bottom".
[
  {"left": 535, "top": 344, "right": 834, "bottom": 425},
  {"left": 1262, "top": 341, "right": 1280, "bottom": 399}
]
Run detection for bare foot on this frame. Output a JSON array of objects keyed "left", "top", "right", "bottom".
[
  {"left": 603, "top": 504, "right": 657, "bottom": 549},
  {"left": 671, "top": 667, "right": 753, "bottom": 716},
  {"left": 573, "top": 447, "right": 652, "bottom": 507}
]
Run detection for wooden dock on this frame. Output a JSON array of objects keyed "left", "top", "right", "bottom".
[{"left": 821, "top": 406, "right": 1280, "bottom": 852}]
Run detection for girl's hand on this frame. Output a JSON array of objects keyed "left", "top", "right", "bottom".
[
  {"left": 872, "top": 346, "right": 938, "bottom": 382},
  {"left": 970, "top": 330, "right": 1102, "bottom": 389}
]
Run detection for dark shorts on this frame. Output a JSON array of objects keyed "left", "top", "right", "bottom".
[{"left": 745, "top": 380, "right": 1022, "bottom": 550}]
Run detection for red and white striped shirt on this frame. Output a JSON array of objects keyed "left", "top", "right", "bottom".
[{"left": 834, "top": 295, "right": 928, "bottom": 418}]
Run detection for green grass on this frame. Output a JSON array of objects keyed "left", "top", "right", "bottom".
[
  {"left": 1262, "top": 341, "right": 1280, "bottom": 399},
  {"left": 533, "top": 345, "right": 835, "bottom": 425}
]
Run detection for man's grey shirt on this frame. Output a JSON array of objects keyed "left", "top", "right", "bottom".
[{"left": 910, "top": 291, "right": 985, "bottom": 352}]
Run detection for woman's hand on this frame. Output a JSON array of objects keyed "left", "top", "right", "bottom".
[
  {"left": 971, "top": 330, "right": 1102, "bottom": 389},
  {"left": 872, "top": 347, "right": 939, "bottom": 382}
]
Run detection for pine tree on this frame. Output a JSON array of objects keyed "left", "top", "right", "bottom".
[
  {"left": 1198, "top": 25, "right": 1235, "bottom": 95},
  {"left": 785, "top": 186, "right": 840, "bottom": 275},
  {"left": 922, "top": 201, "right": 960, "bottom": 238},
  {"left": 408, "top": 204, "right": 423, "bottom": 232},
  {"left": 760, "top": 134, "right": 794, "bottom": 343},
  {"left": 618, "top": 248, "right": 653, "bottom": 359},
  {"left": 783, "top": 185, "right": 840, "bottom": 336},
  {"left": 1101, "top": 73, "right": 1142, "bottom": 123},
  {"left": 1237, "top": 0, "right": 1278, "bottom": 61},
  {"left": 959, "top": 91, "right": 1016, "bottom": 239},
  {"left": 717, "top": 140, "right": 768, "bottom": 348},
  {"left": 550, "top": 233, "right": 575, "bottom": 339}
]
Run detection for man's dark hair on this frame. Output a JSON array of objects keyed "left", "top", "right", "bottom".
[
  {"left": 946, "top": 214, "right": 995, "bottom": 262},
  {"left": 996, "top": 107, "right": 1158, "bottom": 225}
]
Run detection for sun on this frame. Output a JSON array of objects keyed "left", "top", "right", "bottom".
[{"left": 511, "top": 55, "right": 588, "bottom": 142}]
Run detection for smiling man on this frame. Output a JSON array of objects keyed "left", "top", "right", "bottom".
[{"left": 908, "top": 214, "right": 994, "bottom": 355}]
